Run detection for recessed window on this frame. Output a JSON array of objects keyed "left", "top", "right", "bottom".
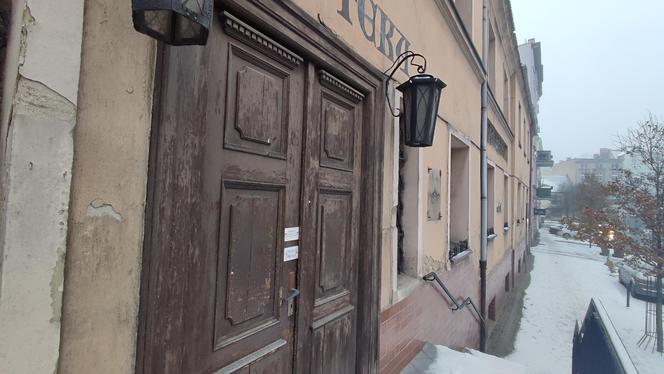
[
  {"left": 503, "top": 174, "right": 509, "bottom": 230},
  {"left": 516, "top": 182, "right": 522, "bottom": 224},
  {"left": 517, "top": 103, "right": 522, "bottom": 148},
  {"left": 449, "top": 135, "right": 470, "bottom": 261},
  {"left": 488, "top": 164, "right": 495, "bottom": 238},
  {"left": 488, "top": 23, "right": 496, "bottom": 89},
  {"left": 503, "top": 69, "right": 509, "bottom": 118}
]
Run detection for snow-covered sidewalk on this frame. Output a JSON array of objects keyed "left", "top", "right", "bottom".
[
  {"left": 505, "top": 230, "right": 664, "bottom": 374},
  {"left": 401, "top": 343, "right": 529, "bottom": 374}
]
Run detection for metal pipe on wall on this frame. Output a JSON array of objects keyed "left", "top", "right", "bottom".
[{"left": 479, "top": 0, "right": 489, "bottom": 353}]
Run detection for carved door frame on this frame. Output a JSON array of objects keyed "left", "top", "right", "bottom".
[{"left": 137, "top": 1, "right": 384, "bottom": 372}]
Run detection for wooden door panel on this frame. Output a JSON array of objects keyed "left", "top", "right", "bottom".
[
  {"left": 299, "top": 66, "right": 364, "bottom": 373},
  {"left": 320, "top": 94, "right": 355, "bottom": 171},
  {"left": 207, "top": 17, "right": 305, "bottom": 371},
  {"left": 224, "top": 44, "right": 292, "bottom": 160},
  {"left": 142, "top": 41, "right": 212, "bottom": 374},
  {"left": 311, "top": 311, "right": 356, "bottom": 374},
  {"left": 316, "top": 192, "right": 351, "bottom": 299},
  {"left": 216, "top": 339, "right": 289, "bottom": 374},
  {"left": 214, "top": 181, "right": 284, "bottom": 350},
  {"left": 141, "top": 13, "right": 304, "bottom": 374},
  {"left": 141, "top": 10, "right": 379, "bottom": 373}
]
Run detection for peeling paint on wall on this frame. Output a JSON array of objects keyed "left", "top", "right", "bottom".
[
  {"left": 0, "top": 0, "right": 83, "bottom": 372},
  {"left": 423, "top": 255, "right": 447, "bottom": 275},
  {"left": 14, "top": 76, "right": 75, "bottom": 121},
  {"left": 87, "top": 199, "right": 123, "bottom": 222},
  {"left": 49, "top": 245, "right": 65, "bottom": 324},
  {"left": 17, "top": 4, "right": 35, "bottom": 70}
]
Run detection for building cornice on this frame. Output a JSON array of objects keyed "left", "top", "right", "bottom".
[
  {"left": 520, "top": 65, "right": 539, "bottom": 134},
  {"left": 490, "top": 1, "right": 519, "bottom": 75},
  {"left": 436, "top": 0, "right": 537, "bottom": 139},
  {"left": 433, "top": 0, "right": 485, "bottom": 83},
  {"left": 503, "top": 0, "right": 539, "bottom": 134}
]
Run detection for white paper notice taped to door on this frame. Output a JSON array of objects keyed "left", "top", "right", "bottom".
[
  {"left": 284, "top": 227, "right": 299, "bottom": 242},
  {"left": 284, "top": 246, "right": 299, "bottom": 262}
]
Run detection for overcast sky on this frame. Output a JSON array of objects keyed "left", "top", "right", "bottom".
[{"left": 511, "top": 0, "right": 664, "bottom": 161}]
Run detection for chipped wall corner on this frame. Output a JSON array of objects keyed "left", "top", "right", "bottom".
[{"left": 0, "top": 0, "right": 84, "bottom": 373}]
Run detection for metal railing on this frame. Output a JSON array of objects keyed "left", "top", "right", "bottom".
[{"left": 423, "top": 272, "right": 485, "bottom": 328}]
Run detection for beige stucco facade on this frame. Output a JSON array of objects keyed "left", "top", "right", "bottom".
[
  {"left": 544, "top": 158, "right": 579, "bottom": 184},
  {"left": 57, "top": 0, "right": 156, "bottom": 372},
  {"left": 0, "top": 1, "right": 535, "bottom": 373},
  {"left": 0, "top": 0, "right": 154, "bottom": 373},
  {"left": 290, "top": 0, "right": 533, "bottom": 310}
]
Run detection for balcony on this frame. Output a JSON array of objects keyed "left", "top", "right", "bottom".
[
  {"left": 536, "top": 150, "right": 554, "bottom": 167},
  {"left": 534, "top": 208, "right": 547, "bottom": 216},
  {"left": 536, "top": 186, "right": 553, "bottom": 198}
]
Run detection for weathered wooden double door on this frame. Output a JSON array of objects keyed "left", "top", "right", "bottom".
[{"left": 139, "top": 13, "right": 365, "bottom": 374}]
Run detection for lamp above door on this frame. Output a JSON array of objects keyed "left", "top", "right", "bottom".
[
  {"left": 132, "top": 0, "right": 213, "bottom": 45},
  {"left": 385, "top": 51, "right": 446, "bottom": 147}
]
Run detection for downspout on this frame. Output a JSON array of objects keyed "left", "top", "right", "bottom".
[{"left": 479, "top": 0, "right": 489, "bottom": 353}]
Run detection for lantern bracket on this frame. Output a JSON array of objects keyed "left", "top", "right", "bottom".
[{"left": 384, "top": 51, "right": 428, "bottom": 117}]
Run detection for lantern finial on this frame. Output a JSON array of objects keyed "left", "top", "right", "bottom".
[
  {"left": 384, "top": 51, "right": 446, "bottom": 147},
  {"left": 384, "top": 51, "right": 427, "bottom": 117}
]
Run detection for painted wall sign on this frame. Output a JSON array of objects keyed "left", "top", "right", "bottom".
[
  {"left": 338, "top": 0, "right": 412, "bottom": 74},
  {"left": 284, "top": 227, "right": 299, "bottom": 242},
  {"left": 427, "top": 168, "right": 442, "bottom": 221},
  {"left": 284, "top": 245, "right": 299, "bottom": 262}
]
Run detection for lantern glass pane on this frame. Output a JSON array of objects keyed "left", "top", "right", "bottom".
[
  {"left": 402, "top": 88, "right": 414, "bottom": 144},
  {"left": 416, "top": 84, "right": 433, "bottom": 145},
  {"left": 140, "top": 10, "right": 172, "bottom": 39},
  {"left": 175, "top": 15, "right": 204, "bottom": 41},
  {"left": 182, "top": 0, "right": 203, "bottom": 14},
  {"left": 397, "top": 74, "right": 445, "bottom": 147},
  {"left": 133, "top": 0, "right": 212, "bottom": 45}
]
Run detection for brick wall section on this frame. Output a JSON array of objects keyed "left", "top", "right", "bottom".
[{"left": 379, "top": 257, "right": 481, "bottom": 374}]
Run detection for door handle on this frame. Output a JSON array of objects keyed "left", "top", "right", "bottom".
[{"left": 285, "top": 288, "right": 300, "bottom": 301}]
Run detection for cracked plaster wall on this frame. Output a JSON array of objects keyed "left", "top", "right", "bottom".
[{"left": 0, "top": 0, "right": 83, "bottom": 373}]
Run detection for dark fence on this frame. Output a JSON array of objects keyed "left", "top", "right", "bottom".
[{"left": 572, "top": 299, "right": 638, "bottom": 374}]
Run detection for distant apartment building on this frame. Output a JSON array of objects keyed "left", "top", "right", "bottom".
[
  {"left": 519, "top": 39, "right": 546, "bottom": 236},
  {"left": 518, "top": 39, "right": 543, "bottom": 116},
  {"left": 619, "top": 152, "right": 650, "bottom": 177},
  {"left": 545, "top": 148, "right": 622, "bottom": 185}
]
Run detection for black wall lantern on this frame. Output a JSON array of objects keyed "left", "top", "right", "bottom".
[
  {"left": 385, "top": 51, "right": 446, "bottom": 147},
  {"left": 132, "top": 0, "right": 213, "bottom": 45}
]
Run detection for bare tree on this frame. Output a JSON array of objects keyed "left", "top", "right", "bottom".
[
  {"left": 609, "top": 113, "right": 664, "bottom": 353},
  {"left": 567, "top": 174, "right": 613, "bottom": 248}
]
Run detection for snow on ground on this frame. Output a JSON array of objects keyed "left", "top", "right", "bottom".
[
  {"left": 505, "top": 230, "right": 664, "bottom": 374},
  {"left": 401, "top": 343, "right": 529, "bottom": 374}
]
